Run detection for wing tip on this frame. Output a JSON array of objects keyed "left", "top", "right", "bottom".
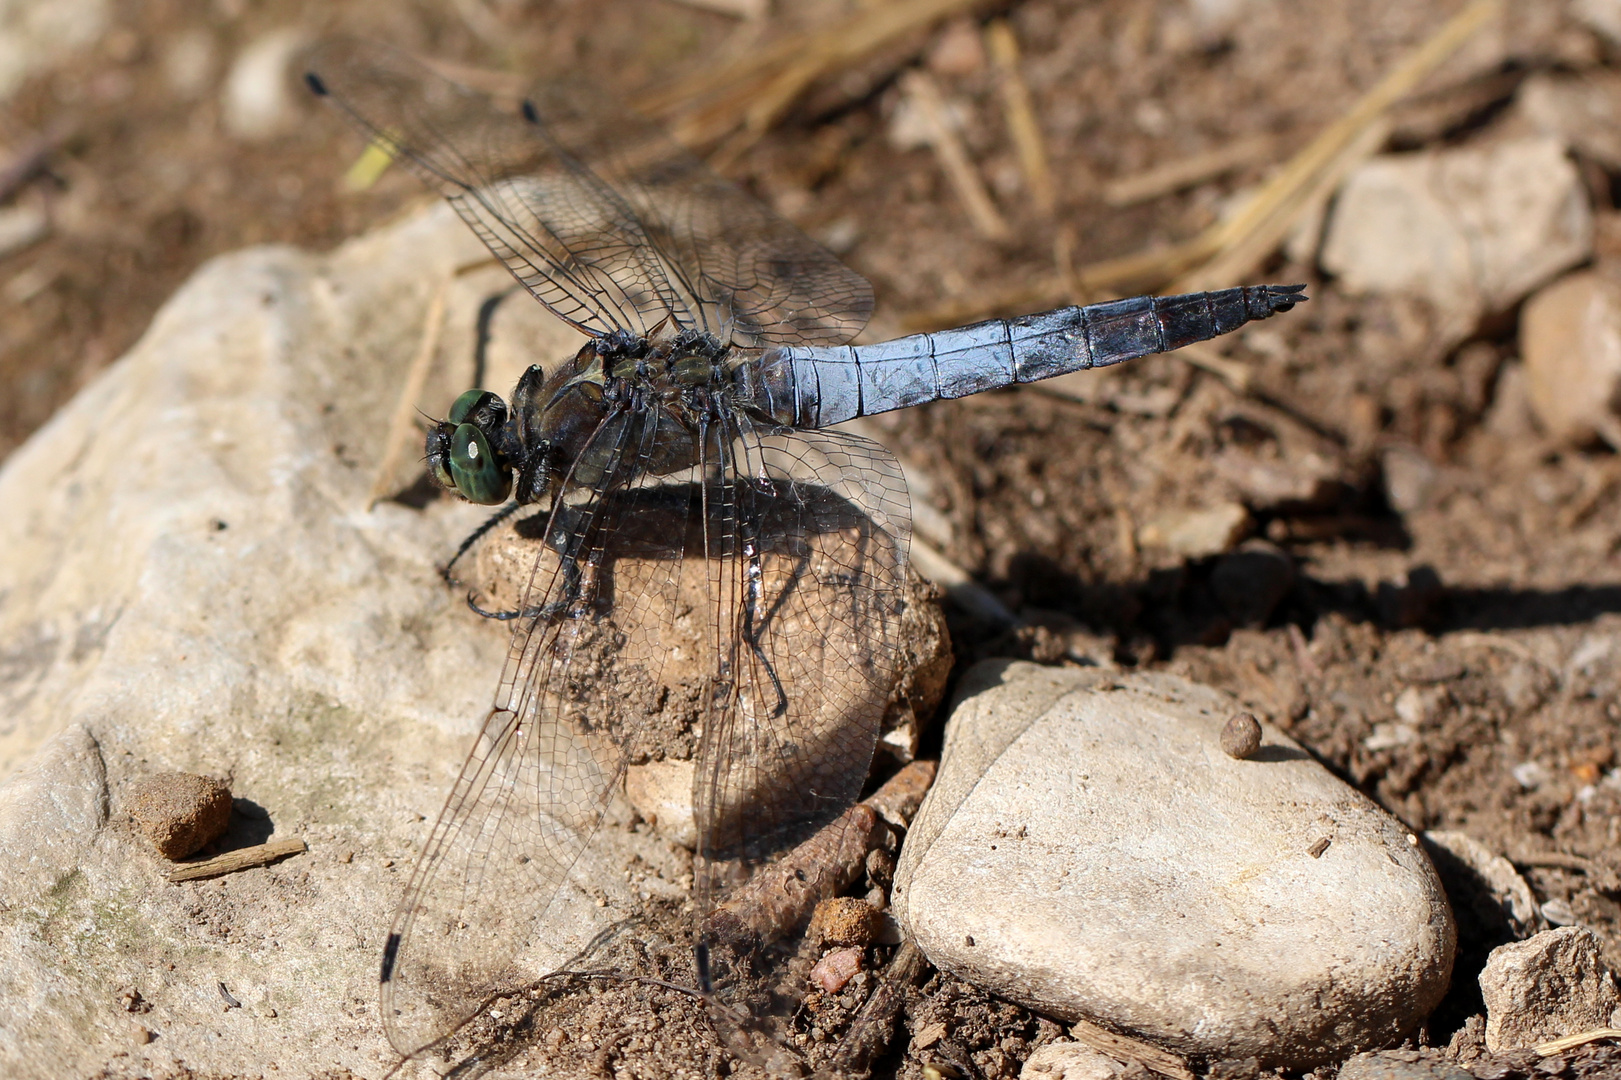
[{"left": 380, "top": 931, "right": 402, "bottom": 983}]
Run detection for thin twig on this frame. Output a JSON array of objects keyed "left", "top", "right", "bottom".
[
  {"left": 1177, "top": 0, "right": 1501, "bottom": 288},
  {"left": 665, "top": 0, "right": 766, "bottom": 17},
  {"left": 369, "top": 278, "right": 450, "bottom": 508},
  {"left": 367, "top": 257, "right": 503, "bottom": 508},
  {"left": 985, "top": 20, "right": 1055, "bottom": 216},
  {"left": 167, "top": 838, "right": 307, "bottom": 882},
  {"left": 1067, "top": 1017, "right": 1194, "bottom": 1080},
  {"left": 903, "top": 70, "right": 1011, "bottom": 242},
  {"left": 1536, "top": 1028, "right": 1621, "bottom": 1056},
  {"left": 638, "top": 0, "right": 983, "bottom": 150},
  {"left": 832, "top": 939, "right": 928, "bottom": 1075},
  {"left": 1101, "top": 134, "right": 1278, "bottom": 208},
  {"left": 863, "top": 760, "right": 937, "bottom": 829},
  {"left": 897, "top": 0, "right": 1503, "bottom": 329},
  {"left": 909, "top": 536, "right": 1019, "bottom": 626},
  {"left": 1174, "top": 341, "right": 1253, "bottom": 394},
  {"left": 1172, "top": 113, "right": 1389, "bottom": 292}
]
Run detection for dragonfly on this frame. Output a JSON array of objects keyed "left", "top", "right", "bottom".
[{"left": 305, "top": 38, "right": 1305, "bottom": 1074}]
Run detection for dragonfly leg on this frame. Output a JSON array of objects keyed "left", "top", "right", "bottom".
[
  {"left": 741, "top": 604, "right": 789, "bottom": 719},
  {"left": 739, "top": 544, "right": 802, "bottom": 719},
  {"left": 442, "top": 502, "right": 522, "bottom": 587},
  {"left": 464, "top": 553, "right": 584, "bottom": 623}
]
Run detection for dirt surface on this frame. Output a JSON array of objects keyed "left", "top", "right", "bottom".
[{"left": 11, "top": 1, "right": 1621, "bottom": 1078}]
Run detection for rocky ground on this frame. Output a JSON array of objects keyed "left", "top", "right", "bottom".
[{"left": 6, "top": 1, "right": 1621, "bottom": 1078}]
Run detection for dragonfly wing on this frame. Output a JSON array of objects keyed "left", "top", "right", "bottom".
[
  {"left": 380, "top": 408, "right": 700, "bottom": 1057},
  {"left": 306, "top": 38, "right": 690, "bottom": 340},
  {"left": 690, "top": 419, "right": 912, "bottom": 1059},
  {"left": 307, "top": 38, "right": 873, "bottom": 350},
  {"left": 524, "top": 80, "right": 875, "bottom": 349}
]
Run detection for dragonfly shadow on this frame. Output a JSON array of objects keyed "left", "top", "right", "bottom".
[{"left": 996, "top": 550, "right": 1621, "bottom": 655}]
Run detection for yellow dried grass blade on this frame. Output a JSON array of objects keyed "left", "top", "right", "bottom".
[{"left": 342, "top": 134, "right": 399, "bottom": 192}]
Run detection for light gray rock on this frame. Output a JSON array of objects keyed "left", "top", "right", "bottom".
[
  {"left": 1575, "top": 0, "right": 1621, "bottom": 47},
  {"left": 222, "top": 27, "right": 308, "bottom": 141},
  {"left": 1019, "top": 1041, "right": 1126, "bottom": 1080},
  {"left": 1320, "top": 137, "right": 1592, "bottom": 330},
  {"left": 625, "top": 759, "right": 698, "bottom": 849},
  {"left": 0, "top": 724, "right": 106, "bottom": 899},
  {"left": 0, "top": 205, "right": 698, "bottom": 1079},
  {"left": 0, "top": 0, "right": 108, "bottom": 101},
  {"left": 891, "top": 660, "right": 1456, "bottom": 1070},
  {"left": 1479, "top": 926, "right": 1621, "bottom": 1052},
  {"left": 1519, "top": 270, "right": 1621, "bottom": 450},
  {"left": 1513, "top": 72, "right": 1621, "bottom": 173},
  {"left": 1135, "top": 501, "right": 1250, "bottom": 559}
]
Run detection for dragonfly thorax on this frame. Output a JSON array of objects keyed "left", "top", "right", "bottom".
[
  {"left": 426, "top": 328, "right": 741, "bottom": 508},
  {"left": 601, "top": 327, "right": 730, "bottom": 390}
]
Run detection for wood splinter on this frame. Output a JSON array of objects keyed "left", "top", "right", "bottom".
[{"left": 167, "top": 838, "right": 308, "bottom": 883}]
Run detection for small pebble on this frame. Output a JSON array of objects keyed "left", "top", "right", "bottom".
[
  {"left": 808, "top": 896, "right": 875, "bottom": 949},
  {"left": 222, "top": 28, "right": 306, "bottom": 141},
  {"left": 1137, "top": 502, "right": 1250, "bottom": 559},
  {"left": 1541, "top": 898, "right": 1576, "bottom": 926},
  {"left": 1520, "top": 270, "right": 1621, "bottom": 448},
  {"left": 1019, "top": 1041, "right": 1126, "bottom": 1079},
  {"left": 809, "top": 947, "right": 863, "bottom": 994},
  {"left": 126, "top": 772, "right": 233, "bottom": 859},
  {"left": 1221, "top": 713, "right": 1263, "bottom": 759},
  {"left": 0, "top": 205, "right": 48, "bottom": 261}
]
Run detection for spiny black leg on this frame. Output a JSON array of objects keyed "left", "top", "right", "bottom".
[
  {"left": 443, "top": 502, "right": 522, "bottom": 586},
  {"left": 465, "top": 545, "right": 585, "bottom": 623},
  {"left": 739, "top": 536, "right": 791, "bottom": 719}
]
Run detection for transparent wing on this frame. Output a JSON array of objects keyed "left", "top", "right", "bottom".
[
  {"left": 306, "top": 38, "right": 873, "bottom": 348},
  {"left": 524, "top": 81, "right": 875, "bottom": 348},
  {"left": 691, "top": 419, "right": 913, "bottom": 1058},
  {"left": 379, "top": 408, "right": 697, "bottom": 1057}
]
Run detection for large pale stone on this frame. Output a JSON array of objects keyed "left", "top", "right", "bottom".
[
  {"left": 892, "top": 660, "right": 1456, "bottom": 1070},
  {"left": 0, "top": 205, "right": 694, "bottom": 1079},
  {"left": 0, "top": 195, "right": 945, "bottom": 1078}
]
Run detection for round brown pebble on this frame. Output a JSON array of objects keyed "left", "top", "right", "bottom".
[
  {"left": 126, "top": 772, "right": 233, "bottom": 859},
  {"left": 807, "top": 896, "right": 876, "bottom": 949},
  {"left": 1220, "top": 712, "right": 1263, "bottom": 760}
]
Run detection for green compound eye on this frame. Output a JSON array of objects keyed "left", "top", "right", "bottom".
[
  {"left": 448, "top": 389, "right": 497, "bottom": 426},
  {"left": 449, "top": 423, "right": 512, "bottom": 505}
]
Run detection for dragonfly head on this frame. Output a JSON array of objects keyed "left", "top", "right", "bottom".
[{"left": 427, "top": 389, "right": 514, "bottom": 505}]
